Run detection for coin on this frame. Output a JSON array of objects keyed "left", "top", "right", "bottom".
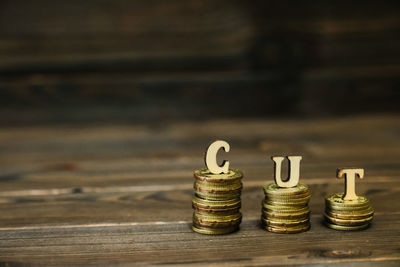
[
  {"left": 194, "top": 181, "right": 243, "bottom": 193},
  {"left": 193, "top": 212, "right": 242, "bottom": 228},
  {"left": 192, "top": 219, "right": 241, "bottom": 229},
  {"left": 262, "top": 209, "right": 310, "bottom": 220},
  {"left": 325, "top": 204, "right": 370, "bottom": 212},
  {"left": 323, "top": 192, "right": 373, "bottom": 231},
  {"left": 194, "top": 168, "right": 243, "bottom": 183},
  {"left": 195, "top": 177, "right": 242, "bottom": 186},
  {"left": 324, "top": 221, "right": 370, "bottom": 231},
  {"left": 261, "top": 217, "right": 309, "bottom": 227},
  {"left": 266, "top": 193, "right": 311, "bottom": 201},
  {"left": 326, "top": 208, "right": 374, "bottom": 220},
  {"left": 263, "top": 183, "right": 309, "bottom": 196},
  {"left": 262, "top": 201, "right": 310, "bottom": 213},
  {"left": 195, "top": 191, "right": 241, "bottom": 200},
  {"left": 192, "top": 196, "right": 240, "bottom": 208},
  {"left": 195, "top": 180, "right": 242, "bottom": 189},
  {"left": 192, "top": 168, "right": 243, "bottom": 235},
  {"left": 193, "top": 206, "right": 240, "bottom": 215},
  {"left": 261, "top": 182, "right": 311, "bottom": 233},
  {"left": 192, "top": 197, "right": 241, "bottom": 213},
  {"left": 192, "top": 224, "right": 239, "bottom": 235},
  {"left": 325, "top": 193, "right": 369, "bottom": 208},
  {"left": 324, "top": 214, "right": 373, "bottom": 226},
  {"left": 262, "top": 224, "right": 310, "bottom": 234},
  {"left": 193, "top": 211, "right": 242, "bottom": 222},
  {"left": 193, "top": 219, "right": 241, "bottom": 229},
  {"left": 265, "top": 199, "right": 309, "bottom": 207}
]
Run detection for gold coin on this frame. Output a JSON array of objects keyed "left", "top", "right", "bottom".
[
  {"left": 325, "top": 193, "right": 369, "bottom": 208},
  {"left": 264, "top": 199, "right": 309, "bottom": 207},
  {"left": 194, "top": 187, "right": 242, "bottom": 194},
  {"left": 263, "top": 183, "right": 309, "bottom": 196},
  {"left": 262, "top": 209, "right": 310, "bottom": 220},
  {"left": 261, "top": 217, "right": 309, "bottom": 227},
  {"left": 193, "top": 213, "right": 242, "bottom": 228},
  {"left": 193, "top": 205, "right": 240, "bottom": 215},
  {"left": 326, "top": 202, "right": 371, "bottom": 211},
  {"left": 325, "top": 206, "right": 373, "bottom": 214},
  {"left": 193, "top": 218, "right": 241, "bottom": 228},
  {"left": 195, "top": 188, "right": 241, "bottom": 197},
  {"left": 192, "top": 196, "right": 240, "bottom": 208},
  {"left": 262, "top": 224, "right": 310, "bottom": 234},
  {"left": 267, "top": 194, "right": 310, "bottom": 202},
  {"left": 192, "top": 219, "right": 241, "bottom": 228},
  {"left": 194, "top": 182, "right": 242, "bottom": 192},
  {"left": 325, "top": 204, "right": 371, "bottom": 212},
  {"left": 194, "top": 181, "right": 242, "bottom": 193},
  {"left": 194, "top": 168, "right": 243, "bottom": 183},
  {"left": 192, "top": 197, "right": 241, "bottom": 212},
  {"left": 192, "top": 224, "right": 239, "bottom": 235},
  {"left": 195, "top": 188, "right": 241, "bottom": 194},
  {"left": 265, "top": 193, "right": 311, "bottom": 201},
  {"left": 324, "top": 221, "right": 370, "bottom": 231},
  {"left": 195, "top": 191, "right": 241, "bottom": 201},
  {"left": 325, "top": 208, "right": 374, "bottom": 220},
  {"left": 192, "top": 219, "right": 241, "bottom": 227},
  {"left": 324, "top": 214, "right": 373, "bottom": 226},
  {"left": 193, "top": 211, "right": 242, "bottom": 222},
  {"left": 195, "top": 178, "right": 242, "bottom": 187},
  {"left": 262, "top": 201, "right": 309, "bottom": 213}
]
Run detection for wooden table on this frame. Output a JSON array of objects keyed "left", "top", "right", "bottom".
[{"left": 0, "top": 115, "right": 399, "bottom": 266}]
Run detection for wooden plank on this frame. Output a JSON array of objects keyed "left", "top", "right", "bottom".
[
  {"left": 0, "top": 116, "right": 398, "bottom": 190},
  {"left": 1, "top": 2, "right": 399, "bottom": 123},
  {"left": 0, "top": 176, "right": 398, "bottom": 228},
  {"left": 0, "top": 116, "right": 398, "bottom": 265},
  {"left": 1, "top": 1, "right": 399, "bottom": 74},
  {"left": 0, "top": 213, "right": 399, "bottom": 265},
  {"left": 0, "top": 80, "right": 399, "bottom": 124}
]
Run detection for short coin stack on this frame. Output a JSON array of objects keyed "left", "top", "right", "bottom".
[
  {"left": 261, "top": 183, "right": 311, "bottom": 233},
  {"left": 192, "top": 168, "right": 243, "bottom": 235},
  {"left": 324, "top": 193, "right": 374, "bottom": 231}
]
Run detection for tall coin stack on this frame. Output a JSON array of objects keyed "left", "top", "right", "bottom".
[
  {"left": 261, "top": 183, "right": 311, "bottom": 233},
  {"left": 192, "top": 168, "right": 243, "bottom": 235},
  {"left": 324, "top": 193, "right": 374, "bottom": 231}
]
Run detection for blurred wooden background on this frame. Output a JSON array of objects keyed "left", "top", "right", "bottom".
[
  {"left": 0, "top": 0, "right": 399, "bottom": 125},
  {"left": 0, "top": 2, "right": 400, "bottom": 265}
]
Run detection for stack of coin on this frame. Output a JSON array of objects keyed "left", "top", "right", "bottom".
[
  {"left": 261, "top": 183, "right": 311, "bottom": 234},
  {"left": 324, "top": 193, "right": 374, "bottom": 231},
  {"left": 192, "top": 168, "right": 243, "bottom": 235}
]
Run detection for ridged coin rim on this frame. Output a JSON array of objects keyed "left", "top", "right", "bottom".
[
  {"left": 194, "top": 168, "right": 243, "bottom": 182},
  {"left": 192, "top": 225, "right": 239, "bottom": 235}
]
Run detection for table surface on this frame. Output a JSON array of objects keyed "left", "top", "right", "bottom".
[{"left": 0, "top": 115, "right": 399, "bottom": 266}]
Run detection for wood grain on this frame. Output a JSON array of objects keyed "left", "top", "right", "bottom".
[
  {"left": 0, "top": 1, "right": 399, "bottom": 123},
  {"left": 0, "top": 116, "right": 399, "bottom": 265}
]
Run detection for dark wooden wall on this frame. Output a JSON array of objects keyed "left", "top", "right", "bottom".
[{"left": 0, "top": 0, "right": 399, "bottom": 124}]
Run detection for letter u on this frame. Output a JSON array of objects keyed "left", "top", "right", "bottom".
[{"left": 271, "top": 156, "right": 302, "bottom": 188}]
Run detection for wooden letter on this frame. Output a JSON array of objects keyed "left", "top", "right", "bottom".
[
  {"left": 272, "top": 156, "right": 302, "bottom": 188},
  {"left": 205, "top": 140, "right": 230, "bottom": 174},
  {"left": 337, "top": 168, "right": 364, "bottom": 201}
]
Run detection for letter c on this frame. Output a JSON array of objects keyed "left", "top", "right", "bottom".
[{"left": 205, "top": 140, "right": 230, "bottom": 174}]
